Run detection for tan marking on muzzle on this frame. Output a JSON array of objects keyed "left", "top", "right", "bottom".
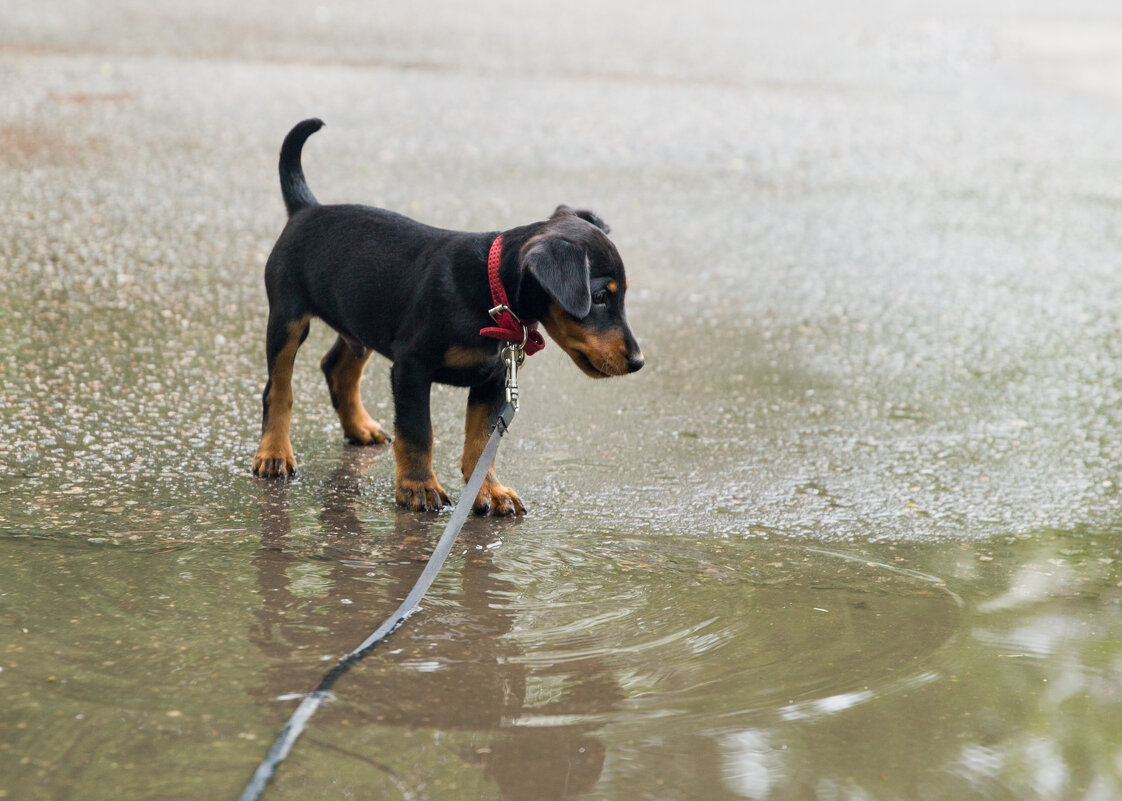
[{"left": 541, "top": 304, "right": 631, "bottom": 378}]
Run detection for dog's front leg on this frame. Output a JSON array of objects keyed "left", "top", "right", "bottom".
[
  {"left": 390, "top": 360, "right": 450, "bottom": 512},
  {"left": 461, "top": 380, "right": 526, "bottom": 516}
]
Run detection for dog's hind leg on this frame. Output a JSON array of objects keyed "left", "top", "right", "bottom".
[
  {"left": 253, "top": 313, "right": 311, "bottom": 477},
  {"left": 321, "top": 335, "right": 390, "bottom": 446}
]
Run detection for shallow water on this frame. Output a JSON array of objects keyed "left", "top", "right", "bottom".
[
  {"left": 5, "top": 1, "right": 1122, "bottom": 799},
  {"left": 6, "top": 515, "right": 1122, "bottom": 799}
]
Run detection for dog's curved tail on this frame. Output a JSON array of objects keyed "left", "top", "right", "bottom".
[{"left": 279, "top": 118, "right": 324, "bottom": 217}]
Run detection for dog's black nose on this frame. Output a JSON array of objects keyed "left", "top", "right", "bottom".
[{"left": 626, "top": 351, "right": 645, "bottom": 373}]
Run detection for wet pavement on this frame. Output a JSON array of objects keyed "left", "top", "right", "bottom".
[{"left": 3, "top": 1, "right": 1122, "bottom": 799}]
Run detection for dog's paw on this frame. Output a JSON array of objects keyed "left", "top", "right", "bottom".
[
  {"left": 344, "top": 416, "right": 391, "bottom": 446},
  {"left": 253, "top": 447, "right": 297, "bottom": 478},
  {"left": 473, "top": 481, "right": 526, "bottom": 516},
  {"left": 396, "top": 477, "right": 451, "bottom": 512}
]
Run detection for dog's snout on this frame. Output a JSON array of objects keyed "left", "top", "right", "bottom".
[{"left": 626, "top": 351, "right": 645, "bottom": 373}]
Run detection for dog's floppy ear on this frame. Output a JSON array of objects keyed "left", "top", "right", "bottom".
[
  {"left": 521, "top": 236, "right": 592, "bottom": 319},
  {"left": 552, "top": 204, "right": 611, "bottom": 234}
]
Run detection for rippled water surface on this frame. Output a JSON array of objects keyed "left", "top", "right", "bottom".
[
  {"left": 6, "top": 520, "right": 1122, "bottom": 800},
  {"left": 5, "top": 1, "right": 1122, "bottom": 799}
]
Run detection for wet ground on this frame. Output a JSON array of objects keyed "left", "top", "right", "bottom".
[{"left": 3, "top": 1, "right": 1122, "bottom": 799}]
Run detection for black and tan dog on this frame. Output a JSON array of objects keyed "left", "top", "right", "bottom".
[{"left": 252, "top": 119, "right": 643, "bottom": 515}]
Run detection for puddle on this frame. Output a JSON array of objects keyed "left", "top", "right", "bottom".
[
  {"left": 9, "top": 493, "right": 1122, "bottom": 801},
  {"left": 1, "top": 523, "right": 962, "bottom": 801}
]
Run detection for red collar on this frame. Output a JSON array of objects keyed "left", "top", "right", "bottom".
[{"left": 479, "top": 234, "right": 545, "bottom": 355}]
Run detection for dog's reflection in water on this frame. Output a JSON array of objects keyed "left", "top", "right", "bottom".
[{"left": 251, "top": 445, "right": 619, "bottom": 799}]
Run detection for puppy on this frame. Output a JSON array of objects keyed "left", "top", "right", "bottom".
[{"left": 252, "top": 119, "right": 643, "bottom": 515}]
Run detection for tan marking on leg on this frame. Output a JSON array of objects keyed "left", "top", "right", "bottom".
[
  {"left": 253, "top": 316, "right": 310, "bottom": 477},
  {"left": 461, "top": 402, "right": 525, "bottom": 516},
  {"left": 394, "top": 435, "right": 449, "bottom": 512},
  {"left": 323, "top": 346, "right": 389, "bottom": 445}
]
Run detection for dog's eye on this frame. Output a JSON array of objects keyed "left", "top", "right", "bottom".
[{"left": 592, "top": 288, "right": 610, "bottom": 306}]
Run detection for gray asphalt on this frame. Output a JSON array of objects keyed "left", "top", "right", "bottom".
[{"left": 3, "top": 1, "right": 1122, "bottom": 543}]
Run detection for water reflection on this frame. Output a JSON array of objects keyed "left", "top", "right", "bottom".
[
  {"left": 235, "top": 447, "right": 975, "bottom": 800},
  {"left": 248, "top": 446, "right": 618, "bottom": 799},
  {"left": 701, "top": 537, "right": 1122, "bottom": 801},
  {"left": 949, "top": 541, "right": 1122, "bottom": 801},
  {"left": 10, "top": 512, "right": 1109, "bottom": 800}
]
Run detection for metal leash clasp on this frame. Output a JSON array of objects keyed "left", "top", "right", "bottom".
[
  {"left": 501, "top": 341, "right": 525, "bottom": 412},
  {"left": 489, "top": 303, "right": 528, "bottom": 413}
]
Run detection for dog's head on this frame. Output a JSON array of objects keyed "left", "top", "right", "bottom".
[{"left": 519, "top": 205, "right": 643, "bottom": 378}]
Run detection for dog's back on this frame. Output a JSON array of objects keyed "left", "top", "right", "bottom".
[{"left": 268, "top": 203, "right": 476, "bottom": 357}]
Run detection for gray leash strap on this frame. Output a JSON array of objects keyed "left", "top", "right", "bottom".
[{"left": 237, "top": 400, "right": 517, "bottom": 801}]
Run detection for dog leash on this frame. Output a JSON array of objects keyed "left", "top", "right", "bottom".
[
  {"left": 238, "top": 397, "right": 516, "bottom": 801},
  {"left": 238, "top": 340, "right": 529, "bottom": 800}
]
